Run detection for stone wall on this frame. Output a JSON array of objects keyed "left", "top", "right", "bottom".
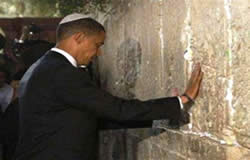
[{"left": 98, "top": 0, "right": 250, "bottom": 159}]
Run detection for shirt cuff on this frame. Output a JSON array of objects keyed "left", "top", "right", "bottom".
[{"left": 177, "top": 96, "right": 184, "bottom": 110}]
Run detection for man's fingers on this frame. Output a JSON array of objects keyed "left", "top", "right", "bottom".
[
  {"left": 193, "top": 63, "right": 201, "bottom": 79},
  {"left": 190, "top": 63, "right": 201, "bottom": 82},
  {"left": 193, "top": 71, "right": 203, "bottom": 98},
  {"left": 185, "top": 63, "right": 203, "bottom": 100},
  {"left": 194, "top": 71, "right": 204, "bottom": 97},
  {"left": 194, "top": 66, "right": 202, "bottom": 85},
  {"left": 197, "top": 71, "right": 203, "bottom": 89},
  {"left": 198, "top": 71, "right": 203, "bottom": 82},
  {"left": 188, "top": 64, "right": 201, "bottom": 89}
]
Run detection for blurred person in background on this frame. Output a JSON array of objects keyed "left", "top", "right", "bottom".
[{"left": 12, "top": 23, "right": 54, "bottom": 72}]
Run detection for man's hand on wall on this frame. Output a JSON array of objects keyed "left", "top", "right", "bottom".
[{"left": 181, "top": 63, "right": 203, "bottom": 105}]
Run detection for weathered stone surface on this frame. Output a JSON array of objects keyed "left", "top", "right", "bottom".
[
  {"left": 188, "top": 0, "right": 229, "bottom": 137},
  {"left": 161, "top": 0, "right": 186, "bottom": 94},
  {"left": 99, "top": 0, "right": 166, "bottom": 100},
  {"left": 99, "top": 130, "right": 127, "bottom": 160},
  {"left": 115, "top": 38, "right": 142, "bottom": 99},
  {"left": 230, "top": 0, "right": 250, "bottom": 150},
  {"left": 100, "top": 128, "right": 250, "bottom": 160},
  {"left": 98, "top": 0, "right": 250, "bottom": 159}
]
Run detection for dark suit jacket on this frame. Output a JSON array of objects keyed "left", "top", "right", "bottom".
[
  {"left": 1, "top": 99, "right": 19, "bottom": 160},
  {"left": 15, "top": 50, "right": 181, "bottom": 160}
]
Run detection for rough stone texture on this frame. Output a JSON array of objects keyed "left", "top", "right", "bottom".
[
  {"left": 115, "top": 38, "right": 142, "bottom": 99},
  {"left": 99, "top": 128, "right": 250, "bottom": 160},
  {"left": 188, "top": 0, "right": 229, "bottom": 136},
  {"left": 231, "top": 0, "right": 250, "bottom": 150},
  {"left": 98, "top": 0, "right": 250, "bottom": 159}
]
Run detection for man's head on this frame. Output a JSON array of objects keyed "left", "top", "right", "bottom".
[{"left": 56, "top": 13, "right": 105, "bottom": 66}]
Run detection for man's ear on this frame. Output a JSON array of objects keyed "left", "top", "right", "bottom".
[{"left": 73, "top": 32, "right": 86, "bottom": 44}]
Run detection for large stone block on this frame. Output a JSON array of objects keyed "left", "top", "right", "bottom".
[
  {"left": 100, "top": 0, "right": 185, "bottom": 100},
  {"left": 230, "top": 0, "right": 250, "bottom": 149},
  {"left": 100, "top": 129, "right": 250, "bottom": 160},
  {"left": 188, "top": 0, "right": 229, "bottom": 137},
  {"left": 97, "top": 0, "right": 250, "bottom": 159},
  {"left": 161, "top": 0, "right": 187, "bottom": 94}
]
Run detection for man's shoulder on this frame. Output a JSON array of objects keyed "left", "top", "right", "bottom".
[{"left": 45, "top": 51, "right": 74, "bottom": 67}]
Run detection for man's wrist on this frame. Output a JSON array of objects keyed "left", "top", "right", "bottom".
[
  {"left": 177, "top": 96, "right": 191, "bottom": 125},
  {"left": 181, "top": 93, "right": 194, "bottom": 104},
  {"left": 180, "top": 95, "right": 189, "bottom": 104}
]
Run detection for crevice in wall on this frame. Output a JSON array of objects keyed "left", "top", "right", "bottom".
[
  {"left": 158, "top": 0, "right": 165, "bottom": 92},
  {"left": 182, "top": 0, "right": 193, "bottom": 130},
  {"left": 224, "top": 0, "right": 235, "bottom": 123},
  {"left": 129, "top": 128, "right": 249, "bottom": 150},
  {"left": 223, "top": 0, "right": 240, "bottom": 149}
]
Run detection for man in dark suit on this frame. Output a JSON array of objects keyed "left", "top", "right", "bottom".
[{"left": 14, "top": 13, "right": 203, "bottom": 160}]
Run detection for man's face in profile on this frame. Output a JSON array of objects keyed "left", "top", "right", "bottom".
[{"left": 76, "top": 31, "right": 105, "bottom": 65}]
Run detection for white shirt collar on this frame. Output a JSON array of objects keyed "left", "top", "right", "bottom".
[{"left": 51, "top": 47, "right": 81, "bottom": 68}]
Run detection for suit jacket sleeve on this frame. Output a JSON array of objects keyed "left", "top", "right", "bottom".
[{"left": 53, "top": 65, "right": 181, "bottom": 122}]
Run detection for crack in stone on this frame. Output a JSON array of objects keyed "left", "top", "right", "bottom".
[
  {"left": 158, "top": 0, "right": 165, "bottom": 92},
  {"left": 224, "top": 0, "right": 235, "bottom": 127}
]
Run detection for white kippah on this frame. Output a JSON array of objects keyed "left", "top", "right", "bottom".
[{"left": 59, "top": 13, "right": 89, "bottom": 25}]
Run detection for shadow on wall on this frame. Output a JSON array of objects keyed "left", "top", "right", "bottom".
[
  {"left": 115, "top": 38, "right": 142, "bottom": 99},
  {"left": 98, "top": 38, "right": 167, "bottom": 160},
  {"left": 99, "top": 38, "right": 142, "bottom": 98}
]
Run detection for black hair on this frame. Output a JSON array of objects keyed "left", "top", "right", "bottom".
[{"left": 56, "top": 18, "right": 105, "bottom": 42}]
